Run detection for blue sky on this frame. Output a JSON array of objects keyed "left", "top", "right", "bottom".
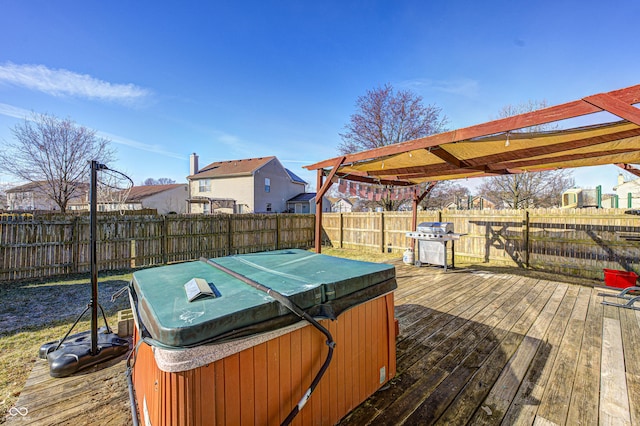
[{"left": 0, "top": 1, "right": 638, "bottom": 192}]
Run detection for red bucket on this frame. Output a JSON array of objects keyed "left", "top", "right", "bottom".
[{"left": 603, "top": 269, "right": 639, "bottom": 289}]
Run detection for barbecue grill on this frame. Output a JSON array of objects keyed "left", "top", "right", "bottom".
[{"left": 406, "top": 222, "right": 464, "bottom": 271}]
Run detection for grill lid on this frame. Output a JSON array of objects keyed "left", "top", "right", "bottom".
[{"left": 416, "top": 222, "right": 454, "bottom": 234}]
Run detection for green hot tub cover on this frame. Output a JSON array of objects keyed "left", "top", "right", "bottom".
[{"left": 130, "top": 249, "right": 396, "bottom": 348}]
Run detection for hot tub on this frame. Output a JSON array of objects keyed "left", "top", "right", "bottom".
[{"left": 129, "top": 249, "right": 397, "bottom": 425}]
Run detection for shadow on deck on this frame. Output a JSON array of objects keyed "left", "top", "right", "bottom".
[{"left": 340, "top": 262, "right": 639, "bottom": 425}]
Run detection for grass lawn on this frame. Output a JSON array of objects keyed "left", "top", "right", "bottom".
[
  {"left": 0, "top": 272, "right": 132, "bottom": 421},
  {"left": 312, "top": 246, "right": 401, "bottom": 263}
]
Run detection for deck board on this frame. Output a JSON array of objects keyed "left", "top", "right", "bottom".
[
  {"left": 342, "top": 262, "right": 640, "bottom": 426},
  {"left": 6, "top": 261, "right": 640, "bottom": 425},
  {"left": 5, "top": 353, "right": 131, "bottom": 425}
]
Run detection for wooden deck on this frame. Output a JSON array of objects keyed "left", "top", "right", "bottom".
[
  {"left": 6, "top": 262, "right": 640, "bottom": 425},
  {"left": 340, "top": 262, "right": 640, "bottom": 425},
  {"left": 4, "top": 352, "right": 132, "bottom": 425}
]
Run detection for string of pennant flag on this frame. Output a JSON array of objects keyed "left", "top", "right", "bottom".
[{"left": 335, "top": 178, "right": 416, "bottom": 201}]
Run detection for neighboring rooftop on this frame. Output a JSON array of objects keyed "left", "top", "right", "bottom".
[
  {"left": 125, "top": 184, "right": 186, "bottom": 201},
  {"left": 288, "top": 192, "right": 316, "bottom": 202},
  {"left": 189, "top": 157, "right": 276, "bottom": 179},
  {"left": 286, "top": 169, "right": 307, "bottom": 184},
  {"left": 6, "top": 181, "right": 89, "bottom": 193},
  {"left": 189, "top": 155, "right": 307, "bottom": 185}
]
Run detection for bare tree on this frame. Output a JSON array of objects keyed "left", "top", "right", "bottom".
[
  {"left": 420, "top": 181, "right": 471, "bottom": 210},
  {"left": 143, "top": 177, "right": 176, "bottom": 185},
  {"left": 478, "top": 101, "right": 575, "bottom": 208},
  {"left": 338, "top": 84, "right": 448, "bottom": 210},
  {"left": 338, "top": 83, "right": 448, "bottom": 154},
  {"left": 0, "top": 113, "right": 115, "bottom": 212},
  {"left": 479, "top": 170, "right": 574, "bottom": 208}
]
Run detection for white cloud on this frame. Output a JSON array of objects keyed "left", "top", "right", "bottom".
[
  {"left": 95, "top": 131, "right": 186, "bottom": 160},
  {"left": 399, "top": 78, "right": 480, "bottom": 98},
  {"left": 0, "top": 62, "right": 151, "bottom": 104},
  {"left": 0, "top": 102, "right": 31, "bottom": 119},
  {"left": 0, "top": 102, "right": 183, "bottom": 160}
]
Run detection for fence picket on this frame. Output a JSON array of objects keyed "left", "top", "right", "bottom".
[
  {"left": 1, "top": 209, "right": 638, "bottom": 282},
  {"left": 0, "top": 214, "right": 315, "bottom": 281}
]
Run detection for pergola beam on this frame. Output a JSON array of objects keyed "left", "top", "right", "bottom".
[
  {"left": 427, "top": 146, "right": 464, "bottom": 168},
  {"left": 583, "top": 93, "right": 640, "bottom": 126},
  {"left": 616, "top": 163, "right": 640, "bottom": 177},
  {"left": 363, "top": 125, "right": 640, "bottom": 179},
  {"left": 305, "top": 84, "right": 640, "bottom": 171}
]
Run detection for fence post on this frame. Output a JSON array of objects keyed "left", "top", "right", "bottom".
[
  {"left": 276, "top": 214, "right": 280, "bottom": 250},
  {"left": 72, "top": 215, "right": 80, "bottom": 273},
  {"left": 523, "top": 210, "right": 530, "bottom": 268},
  {"left": 130, "top": 239, "right": 136, "bottom": 268},
  {"left": 227, "top": 215, "right": 233, "bottom": 255},
  {"left": 380, "top": 212, "right": 385, "bottom": 253},
  {"left": 339, "top": 213, "right": 344, "bottom": 248},
  {"left": 162, "top": 215, "right": 168, "bottom": 265}
]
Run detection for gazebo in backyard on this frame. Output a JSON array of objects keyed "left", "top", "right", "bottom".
[{"left": 305, "top": 84, "right": 640, "bottom": 253}]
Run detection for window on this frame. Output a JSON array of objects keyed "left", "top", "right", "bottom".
[
  {"left": 203, "top": 202, "right": 210, "bottom": 214},
  {"left": 264, "top": 178, "right": 270, "bottom": 193},
  {"left": 199, "top": 179, "right": 211, "bottom": 193},
  {"left": 266, "top": 203, "right": 272, "bottom": 212}
]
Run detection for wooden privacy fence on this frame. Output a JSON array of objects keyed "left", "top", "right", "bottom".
[
  {"left": 321, "top": 209, "right": 640, "bottom": 280},
  {"left": 0, "top": 214, "right": 315, "bottom": 281}
]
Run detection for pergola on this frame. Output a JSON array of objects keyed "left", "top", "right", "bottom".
[{"left": 304, "top": 84, "right": 640, "bottom": 253}]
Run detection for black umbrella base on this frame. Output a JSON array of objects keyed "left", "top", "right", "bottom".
[{"left": 39, "top": 327, "right": 130, "bottom": 378}]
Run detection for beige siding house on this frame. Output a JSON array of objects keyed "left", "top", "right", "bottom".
[
  {"left": 614, "top": 173, "right": 640, "bottom": 209},
  {"left": 121, "top": 184, "right": 188, "bottom": 214},
  {"left": 68, "top": 184, "right": 188, "bottom": 214},
  {"left": 187, "top": 154, "right": 306, "bottom": 214},
  {"left": 330, "top": 197, "right": 354, "bottom": 213},
  {"left": 6, "top": 181, "right": 88, "bottom": 211}
]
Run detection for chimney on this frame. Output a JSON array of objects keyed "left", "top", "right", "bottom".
[
  {"left": 618, "top": 173, "right": 625, "bottom": 186},
  {"left": 190, "top": 153, "right": 199, "bottom": 175}
]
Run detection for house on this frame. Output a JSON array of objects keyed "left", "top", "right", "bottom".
[
  {"left": 122, "top": 184, "right": 188, "bottom": 214},
  {"left": 329, "top": 197, "right": 355, "bottom": 213},
  {"left": 614, "top": 173, "right": 640, "bottom": 208},
  {"left": 561, "top": 186, "right": 617, "bottom": 208},
  {"left": 447, "top": 195, "right": 496, "bottom": 210},
  {"left": 6, "top": 181, "right": 88, "bottom": 211},
  {"left": 187, "top": 154, "right": 306, "bottom": 214},
  {"left": 286, "top": 193, "right": 331, "bottom": 214},
  {"left": 68, "top": 184, "right": 188, "bottom": 214}
]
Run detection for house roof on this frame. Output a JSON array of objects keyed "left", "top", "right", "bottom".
[
  {"left": 286, "top": 169, "right": 307, "bottom": 184},
  {"left": 125, "top": 184, "right": 186, "bottom": 201},
  {"left": 304, "top": 84, "right": 640, "bottom": 186},
  {"left": 614, "top": 177, "right": 640, "bottom": 191},
  {"left": 334, "top": 197, "right": 354, "bottom": 205},
  {"left": 288, "top": 192, "right": 316, "bottom": 202},
  {"left": 6, "top": 181, "right": 89, "bottom": 193},
  {"left": 188, "top": 157, "right": 276, "bottom": 179},
  {"left": 6, "top": 181, "right": 47, "bottom": 193}
]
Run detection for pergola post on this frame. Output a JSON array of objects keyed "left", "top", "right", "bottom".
[
  {"left": 410, "top": 182, "right": 436, "bottom": 250},
  {"left": 314, "top": 157, "right": 346, "bottom": 253},
  {"left": 315, "top": 169, "right": 324, "bottom": 253}
]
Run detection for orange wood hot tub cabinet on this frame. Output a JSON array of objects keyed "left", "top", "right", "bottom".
[{"left": 132, "top": 293, "right": 396, "bottom": 426}]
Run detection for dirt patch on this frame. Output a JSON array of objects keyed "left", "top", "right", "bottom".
[{"left": 0, "top": 274, "right": 131, "bottom": 337}]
